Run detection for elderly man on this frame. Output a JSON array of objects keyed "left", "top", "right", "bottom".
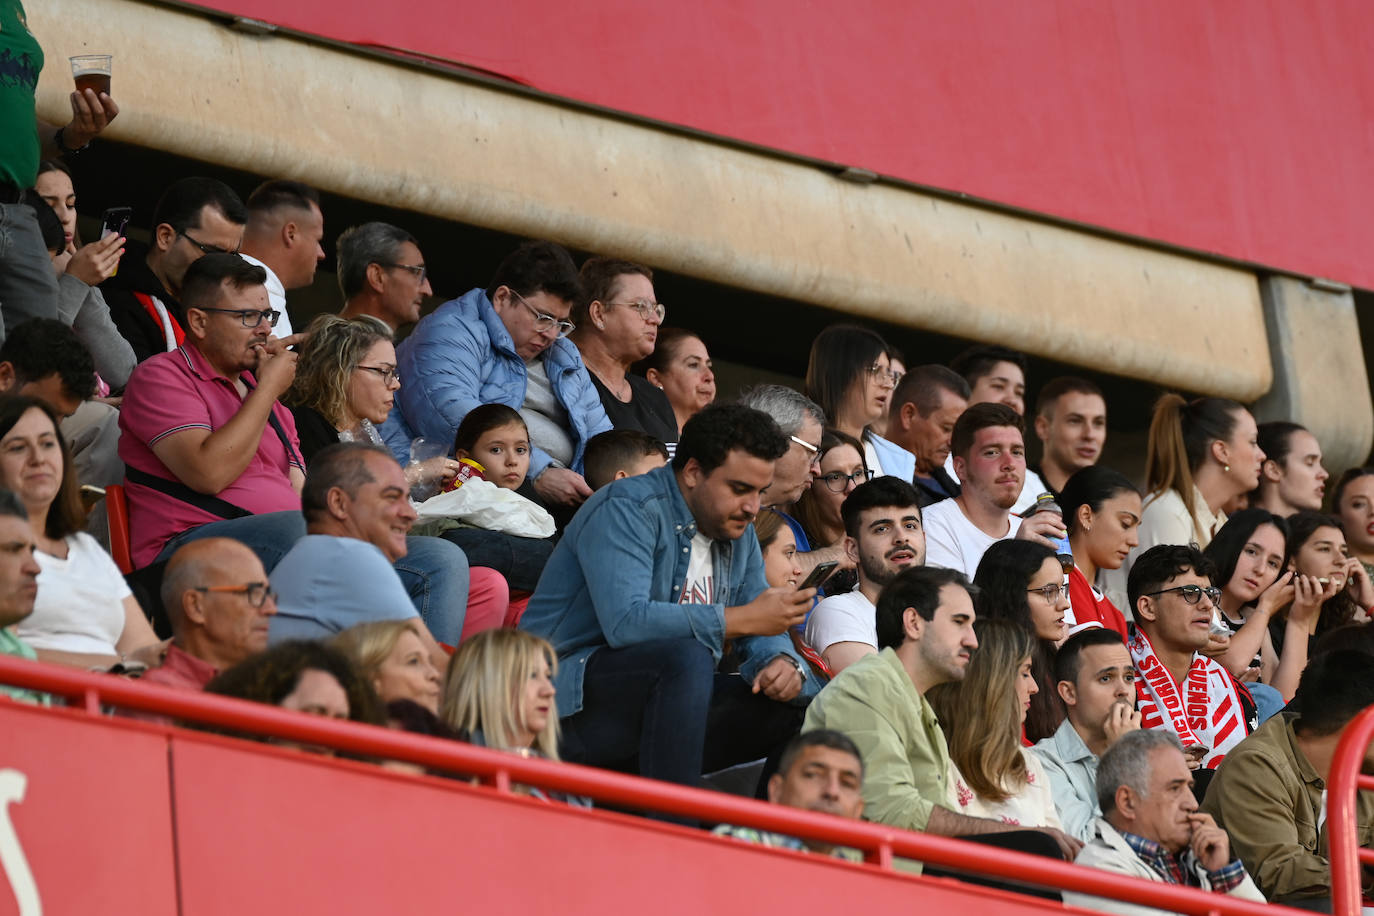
[
  {"left": 141, "top": 537, "right": 275, "bottom": 692},
  {"left": 521, "top": 404, "right": 812, "bottom": 794},
  {"left": 1064, "top": 730, "right": 1264, "bottom": 915},
  {"left": 884, "top": 364, "right": 969, "bottom": 507},
  {"left": 383, "top": 240, "right": 611, "bottom": 508},
  {"left": 102, "top": 177, "right": 247, "bottom": 363},
  {"left": 239, "top": 180, "right": 326, "bottom": 339},
  {"left": 713, "top": 729, "right": 866, "bottom": 860},
  {"left": 0, "top": 490, "right": 46, "bottom": 705},
  {"left": 336, "top": 221, "right": 433, "bottom": 331}
]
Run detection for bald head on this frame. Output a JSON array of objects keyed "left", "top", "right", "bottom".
[{"left": 160, "top": 539, "right": 276, "bottom": 670}]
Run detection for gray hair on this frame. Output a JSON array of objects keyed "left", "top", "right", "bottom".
[
  {"left": 0, "top": 489, "right": 28, "bottom": 522},
  {"left": 336, "top": 222, "right": 419, "bottom": 299},
  {"left": 737, "top": 384, "right": 826, "bottom": 437},
  {"left": 1095, "top": 729, "right": 1184, "bottom": 816}
]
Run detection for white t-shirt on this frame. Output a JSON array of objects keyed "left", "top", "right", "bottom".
[
  {"left": 805, "top": 586, "right": 876, "bottom": 655},
  {"left": 17, "top": 532, "right": 133, "bottom": 654},
  {"left": 680, "top": 532, "right": 716, "bottom": 604},
  {"left": 922, "top": 498, "right": 1023, "bottom": 578},
  {"left": 943, "top": 454, "right": 1048, "bottom": 515},
  {"left": 238, "top": 253, "right": 293, "bottom": 338}
]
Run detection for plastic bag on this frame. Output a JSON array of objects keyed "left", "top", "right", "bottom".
[{"left": 414, "top": 478, "right": 555, "bottom": 539}]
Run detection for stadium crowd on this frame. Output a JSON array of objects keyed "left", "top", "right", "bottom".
[{"left": 6, "top": 14, "right": 1374, "bottom": 907}]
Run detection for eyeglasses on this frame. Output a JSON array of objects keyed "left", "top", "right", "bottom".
[
  {"left": 606, "top": 298, "right": 667, "bottom": 323},
  {"left": 1027, "top": 582, "right": 1070, "bottom": 603},
  {"left": 866, "top": 364, "right": 901, "bottom": 387},
  {"left": 820, "top": 468, "right": 875, "bottom": 492},
  {"left": 512, "top": 291, "right": 575, "bottom": 338},
  {"left": 1144, "top": 584, "right": 1222, "bottom": 606},
  {"left": 357, "top": 365, "right": 401, "bottom": 385},
  {"left": 192, "top": 581, "right": 276, "bottom": 608},
  {"left": 790, "top": 435, "right": 819, "bottom": 455},
  {"left": 197, "top": 307, "right": 281, "bottom": 328},
  {"left": 178, "top": 230, "right": 240, "bottom": 256},
  {"left": 382, "top": 262, "right": 428, "bottom": 284}
]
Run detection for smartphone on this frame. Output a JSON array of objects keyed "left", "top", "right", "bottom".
[
  {"left": 798, "top": 560, "right": 839, "bottom": 591},
  {"left": 100, "top": 206, "right": 132, "bottom": 277}
]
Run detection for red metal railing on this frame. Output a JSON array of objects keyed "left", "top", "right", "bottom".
[
  {"left": 1327, "top": 704, "right": 1374, "bottom": 914},
  {"left": 0, "top": 653, "right": 1327, "bottom": 915}
]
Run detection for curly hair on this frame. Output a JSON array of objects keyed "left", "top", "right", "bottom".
[
  {"left": 673, "top": 403, "right": 788, "bottom": 475},
  {"left": 287, "top": 313, "right": 394, "bottom": 428},
  {"left": 205, "top": 639, "right": 383, "bottom": 728}
]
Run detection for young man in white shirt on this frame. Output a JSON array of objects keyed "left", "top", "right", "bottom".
[
  {"left": 805, "top": 477, "right": 925, "bottom": 674},
  {"left": 923, "top": 402, "right": 1064, "bottom": 576}
]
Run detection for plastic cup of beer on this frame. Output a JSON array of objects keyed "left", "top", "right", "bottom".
[{"left": 69, "top": 54, "right": 112, "bottom": 96}]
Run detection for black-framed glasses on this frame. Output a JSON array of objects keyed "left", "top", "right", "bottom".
[
  {"left": 820, "top": 468, "right": 875, "bottom": 492},
  {"left": 357, "top": 365, "right": 401, "bottom": 385},
  {"left": 197, "top": 307, "right": 280, "bottom": 328},
  {"left": 178, "top": 229, "right": 239, "bottom": 256},
  {"left": 512, "top": 291, "right": 575, "bottom": 338},
  {"left": 606, "top": 298, "right": 667, "bottom": 323},
  {"left": 382, "top": 262, "right": 428, "bottom": 284},
  {"left": 1027, "top": 582, "right": 1070, "bottom": 603},
  {"left": 192, "top": 582, "right": 276, "bottom": 608},
  {"left": 1145, "top": 584, "right": 1221, "bottom": 606}
]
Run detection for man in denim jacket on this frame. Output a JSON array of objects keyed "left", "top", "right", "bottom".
[{"left": 521, "top": 404, "right": 815, "bottom": 792}]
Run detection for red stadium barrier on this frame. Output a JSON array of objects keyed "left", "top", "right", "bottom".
[
  {"left": 0, "top": 653, "right": 1341, "bottom": 914},
  {"left": 1326, "top": 704, "right": 1374, "bottom": 915}
]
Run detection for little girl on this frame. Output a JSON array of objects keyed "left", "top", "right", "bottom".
[{"left": 439, "top": 405, "right": 557, "bottom": 598}]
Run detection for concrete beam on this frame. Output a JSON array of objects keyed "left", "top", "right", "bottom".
[
  {"left": 1251, "top": 276, "right": 1372, "bottom": 473},
  {"left": 33, "top": 0, "right": 1270, "bottom": 399}
]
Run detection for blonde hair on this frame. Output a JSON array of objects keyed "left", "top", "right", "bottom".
[
  {"left": 441, "top": 629, "right": 560, "bottom": 760},
  {"left": 927, "top": 618, "right": 1035, "bottom": 803},
  {"left": 287, "top": 313, "right": 394, "bottom": 427},
  {"left": 331, "top": 619, "right": 425, "bottom": 685},
  {"left": 1144, "top": 393, "right": 1248, "bottom": 543}
]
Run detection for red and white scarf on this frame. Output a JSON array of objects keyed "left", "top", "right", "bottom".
[{"left": 1128, "top": 627, "right": 1251, "bottom": 769}]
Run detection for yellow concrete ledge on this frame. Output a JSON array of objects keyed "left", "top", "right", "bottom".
[{"left": 34, "top": 0, "right": 1270, "bottom": 399}]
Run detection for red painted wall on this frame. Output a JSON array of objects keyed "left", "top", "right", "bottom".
[{"left": 123, "top": 2, "right": 1374, "bottom": 288}]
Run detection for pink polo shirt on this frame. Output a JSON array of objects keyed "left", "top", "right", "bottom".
[{"left": 118, "top": 344, "right": 304, "bottom": 567}]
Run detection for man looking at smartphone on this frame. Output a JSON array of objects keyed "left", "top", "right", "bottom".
[{"left": 1064, "top": 730, "right": 1264, "bottom": 914}]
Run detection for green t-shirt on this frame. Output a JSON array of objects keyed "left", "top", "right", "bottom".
[
  {"left": 0, "top": 0, "right": 42, "bottom": 187},
  {"left": 0, "top": 625, "right": 49, "bottom": 705}
]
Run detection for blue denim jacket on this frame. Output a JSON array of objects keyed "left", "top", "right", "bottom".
[{"left": 520, "top": 464, "right": 810, "bottom": 716}]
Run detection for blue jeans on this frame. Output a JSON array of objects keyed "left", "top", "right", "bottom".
[
  {"left": 0, "top": 201, "right": 59, "bottom": 338},
  {"left": 395, "top": 535, "right": 470, "bottom": 645},
  {"left": 155, "top": 510, "right": 307, "bottom": 572},
  {"left": 559, "top": 637, "right": 804, "bottom": 792}
]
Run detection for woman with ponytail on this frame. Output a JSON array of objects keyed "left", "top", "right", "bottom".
[{"left": 1099, "top": 395, "right": 1264, "bottom": 610}]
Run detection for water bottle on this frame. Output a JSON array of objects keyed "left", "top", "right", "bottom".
[{"left": 1028, "top": 493, "right": 1073, "bottom": 567}]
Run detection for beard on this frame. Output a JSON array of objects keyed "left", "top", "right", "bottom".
[{"left": 860, "top": 552, "right": 900, "bottom": 588}]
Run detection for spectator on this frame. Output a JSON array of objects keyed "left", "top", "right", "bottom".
[
  {"left": 712, "top": 729, "right": 866, "bottom": 860},
  {"left": 269, "top": 442, "right": 498, "bottom": 658},
  {"left": 1271, "top": 511, "right": 1372, "bottom": 659},
  {"left": 1101, "top": 395, "right": 1265, "bottom": 611},
  {"left": 635, "top": 327, "right": 715, "bottom": 435},
  {"left": 803, "top": 566, "right": 1078, "bottom": 860},
  {"left": 736, "top": 384, "right": 824, "bottom": 510},
  {"left": 336, "top": 221, "right": 433, "bottom": 331},
  {"left": 205, "top": 640, "right": 383, "bottom": 754},
  {"left": 0, "top": 489, "right": 47, "bottom": 705},
  {"left": 1032, "top": 377, "right": 1107, "bottom": 497},
  {"left": 1063, "top": 730, "right": 1264, "bottom": 915},
  {"left": 143, "top": 537, "right": 276, "bottom": 692},
  {"left": 883, "top": 364, "right": 968, "bottom": 507},
  {"left": 384, "top": 240, "right": 611, "bottom": 509},
  {"left": 34, "top": 160, "right": 135, "bottom": 388},
  {"left": 946, "top": 344, "right": 1048, "bottom": 513},
  {"left": 582, "top": 429, "right": 668, "bottom": 491},
  {"left": 102, "top": 177, "right": 247, "bottom": 363},
  {"left": 755, "top": 507, "right": 831, "bottom": 680},
  {"left": 1203, "top": 510, "right": 1310, "bottom": 708},
  {"left": 441, "top": 404, "right": 555, "bottom": 594},
  {"left": 1333, "top": 467, "right": 1374, "bottom": 582},
  {"left": 922, "top": 403, "right": 1065, "bottom": 576},
  {"left": 1251, "top": 422, "right": 1327, "bottom": 517},
  {"left": 0, "top": 317, "right": 94, "bottom": 419},
  {"left": 4, "top": 397, "right": 161, "bottom": 670},
  {"left": 1126, "top": 545, "right": 1255, "bottom": 769},
  {"left": 805, "top": 477, "right": 924, "bottom": 674},
  {"left": 332, "top": 619, "right": 441, "bottom": 715},
  {"left": 1032, "top": 628, "right": 1140, "bottom": 842},
  {"left": 791, "top": 429, "right": 871, "bottom": 559},
  {"left": 1202, "top": 649, "right": 1374, "bottom": 908},
  {"left": 239, "top": 179, "right": 326, "bottom": 339},
  {"left": 804, "top": 324, "right": 910, "bottom": 479},
  {"left": 2, "top": 6, "right": 118, "bottom": 338},
  {"left": 520, "top": 404, "right": 813, "bottom": 792},
  {"left": 928, "top": 618, "right": 1064, "bottom": 830},
  {"left": 972, "top": 539, "right": 1069, "bottom": 742},
  {"left": 1061, "top": 466, "right": 1139, "bottom": 638},
  {"left": 570, "top": 257, "right": 677, "bottom": 452}
]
